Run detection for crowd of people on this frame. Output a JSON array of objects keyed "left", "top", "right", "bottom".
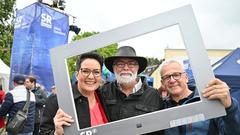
[
  {"left": 0, "top": 75, "right": 52, "bottom": 135},
  {"left": 0, "top": 46, "right": 240, "bottom": 135}
]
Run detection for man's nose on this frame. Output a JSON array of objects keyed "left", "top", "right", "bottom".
[
  {"left": 169, "top": 76, "right": 176, "bottom": 82},
  {"left": 123, "top": 64, "right": 130, "bottom": 69}
]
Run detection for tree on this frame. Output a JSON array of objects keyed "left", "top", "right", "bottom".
[
  {"left": 71, "top": 31, "right": 118, "bottom": 59},
  {"left": 146, "top": 57, "right": 165, "bottom": 66},
  {"left": 0, "top": 0, "right": 16, "bottom": 66},
  {"left": 146, "top": 57, "right": 160, "bottom": 66},
  {"left": 67, "top": 31, "right": 118, "bottom": 80}
]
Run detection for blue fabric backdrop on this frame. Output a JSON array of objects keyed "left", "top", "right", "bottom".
[
  {"left": 10, "top": 2, "right": 69, "bottom": 92},
  {"left": 213, "top": 48, "right": 240, "bottom": 101}
]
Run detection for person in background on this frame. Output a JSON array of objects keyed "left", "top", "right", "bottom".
[
  {"left": 50, "top": 85, "right": 57, "bottom": 95},
  {"left": 0, "top": 75, "right": 36, "bottom": 135},
  {"left": 101, "top": 46, "right": 164, "bottom": 134},
  {"left": 39, "top": 52, "right": 110, "bottom": 135},
  {"left": 25, "top": 75, "right": 48, "bottom": 135},
  {"left": 35, "top": 83, "right": 47, "bottom": 95},
  {"left": 0, "top": 85, "right": 6, "bottom": 135},
  {"left": 160, "top": 60, "right": 240, "bottom": 135},
  {"left": 158, "top": 85, "right": 168, "bottom": 100}
]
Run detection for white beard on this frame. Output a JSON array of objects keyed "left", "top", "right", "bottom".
[{"left": 115, "top": 72, "right": 137, "bottom": 85}]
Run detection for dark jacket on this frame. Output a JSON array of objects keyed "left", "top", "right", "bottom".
[
  {"left": 100, "top": 77, "right": 164, "bottom": 134},
  {"left": 0, "top": 85, "right": 36, "bottom": 133},
  {"left": 39, "top": 83, "right": 110, "bottom": 135},
  {"left": 32, "top": 87, "right": 48, "bottom": 124},
  {"left": 164, "top": 89, "right": 240, "bottom": 135}
]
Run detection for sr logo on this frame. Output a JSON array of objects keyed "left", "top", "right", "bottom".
[
  {"left": 79, "top": 129, "right": 97, "bottom": 135},
  {"left": 41, "top": 13, "right": 52, "bottom": 28}
]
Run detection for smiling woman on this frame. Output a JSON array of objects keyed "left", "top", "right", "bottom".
[{"left": 39, "top": 52, "right": 110, "bottom": 135}]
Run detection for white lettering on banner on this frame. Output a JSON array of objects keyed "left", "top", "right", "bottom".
[
  {"left": 237, "top": 59, "right": 240, "bottom": 64},
  {"left": 15, "top": 15, "right": 23, "bottom": 29},
  {"left": 54, "top": 26, "right": 66, "bottom": 36},
  {"left": 41, "top": 13, "right": 52, "bottom": 29}
]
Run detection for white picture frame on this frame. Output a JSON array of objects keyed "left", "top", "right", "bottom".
[{"left": 50, "top": 5, "right": 226, "bottom": 135}]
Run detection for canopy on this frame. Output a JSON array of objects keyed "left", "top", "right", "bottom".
[
  {"left": 212, "top": 48, "right": 240, "bottom": 101},
  {"left": 0, "top": 58, "right": 10, "bottom": 92}
]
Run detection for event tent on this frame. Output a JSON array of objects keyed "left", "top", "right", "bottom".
[
  {"left": 0, "top": 58, "right": 10, "bottom": 92},
  {"left": 212, "top": 48, "right": 240, "bottom": 101}
]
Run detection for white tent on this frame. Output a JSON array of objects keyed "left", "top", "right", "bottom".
[{"left": 0, "top": 58, "right": 10, "bottom": 92}]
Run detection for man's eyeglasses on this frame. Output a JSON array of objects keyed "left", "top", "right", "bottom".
[
  {"left": 114, "top": 61, "right": 138, "bottom": 68},
  {"left": 80, "top": 68, "right": 101, "bottom": 77},
  {"left": 161, "top": 72, "right": 185, "bottom": 82}
]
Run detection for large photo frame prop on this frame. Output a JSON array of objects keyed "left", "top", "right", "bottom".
[{"left": 50, "top": 5, "right": 226, "bottom": 135}]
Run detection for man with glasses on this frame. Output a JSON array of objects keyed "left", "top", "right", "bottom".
[
  {"left": 160, "top": 60, "right": 240, "bottom": 135},
  {"left": 101, "top": 46, "right": 164, "bottom": 134}
]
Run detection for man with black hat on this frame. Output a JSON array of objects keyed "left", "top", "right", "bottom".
[
  {"left": 0, "top": 74, "right": 36, "bottom": 135},
  {"left": 101, "top": 46, "right": 164, "bottom": 134}
]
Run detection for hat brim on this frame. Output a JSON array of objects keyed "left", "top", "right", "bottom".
[{"left": 105, "top": 56, "right": 147, "bottom": 74}]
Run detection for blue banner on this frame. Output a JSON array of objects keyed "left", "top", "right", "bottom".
[
  {"left": 183, "top": 59, "right": 196, "bottom": 89},
  {"left": 10, "top": 2, "right": 69, "bottom": 92}
]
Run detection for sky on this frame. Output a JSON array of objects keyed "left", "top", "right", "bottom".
[{"left": 16, "top": 0, "right": 240, "bottom": 59}]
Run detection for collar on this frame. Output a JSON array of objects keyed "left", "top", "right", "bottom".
[
  {"left": 169, "top": 91, "right": 195, "bottom": 106},
  {"left": 31, "top": 88, "right": 37, "bottom": 92},
  {"left": 133, "top": 78, "right": 142, "bottom": 93},
  {"left": 14, "top": 85, "right": 26, "bottom": 90},
  {"left": 72, "top": 82, "right": 86, "bottom": 100}
]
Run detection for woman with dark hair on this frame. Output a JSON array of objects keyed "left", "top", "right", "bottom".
[{"left": 39, "top": 52, "right": 110, "bottom": 135}]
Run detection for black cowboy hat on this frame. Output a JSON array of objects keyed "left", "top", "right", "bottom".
[{"left": 105, "top": 46, "right": 147, "bottom": 74}]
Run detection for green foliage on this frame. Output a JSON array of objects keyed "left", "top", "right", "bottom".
[
  {"left": 71, "top": 31, "right": 99, "bottom": 41},
  {"left": 146, "top": 57, "right": 162, "bottom": 66},
  {"left": 67, "top": 56, "right": 78, "bottom": 80},
  {"left": 96, "top": 44, "right": 118, "bottom": 58},
  {"left": 0, "top": 0, "right": 15, "bottom": 66},
  {"left": 67, "top": 31, "right": 118, "bottom": 79},
  {"left": 145, "top": 57, "right": 165, "bottom": 67},
  {"left": 71, "top": 32, "right": 118, "bottom": 58},
  {"left": 0, "top": 0, "right": 15, "bottom": 22}
]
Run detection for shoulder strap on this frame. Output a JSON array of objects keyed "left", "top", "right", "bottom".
[{"left": 22, "top": 90, "right": 31, "bottom": 112}]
